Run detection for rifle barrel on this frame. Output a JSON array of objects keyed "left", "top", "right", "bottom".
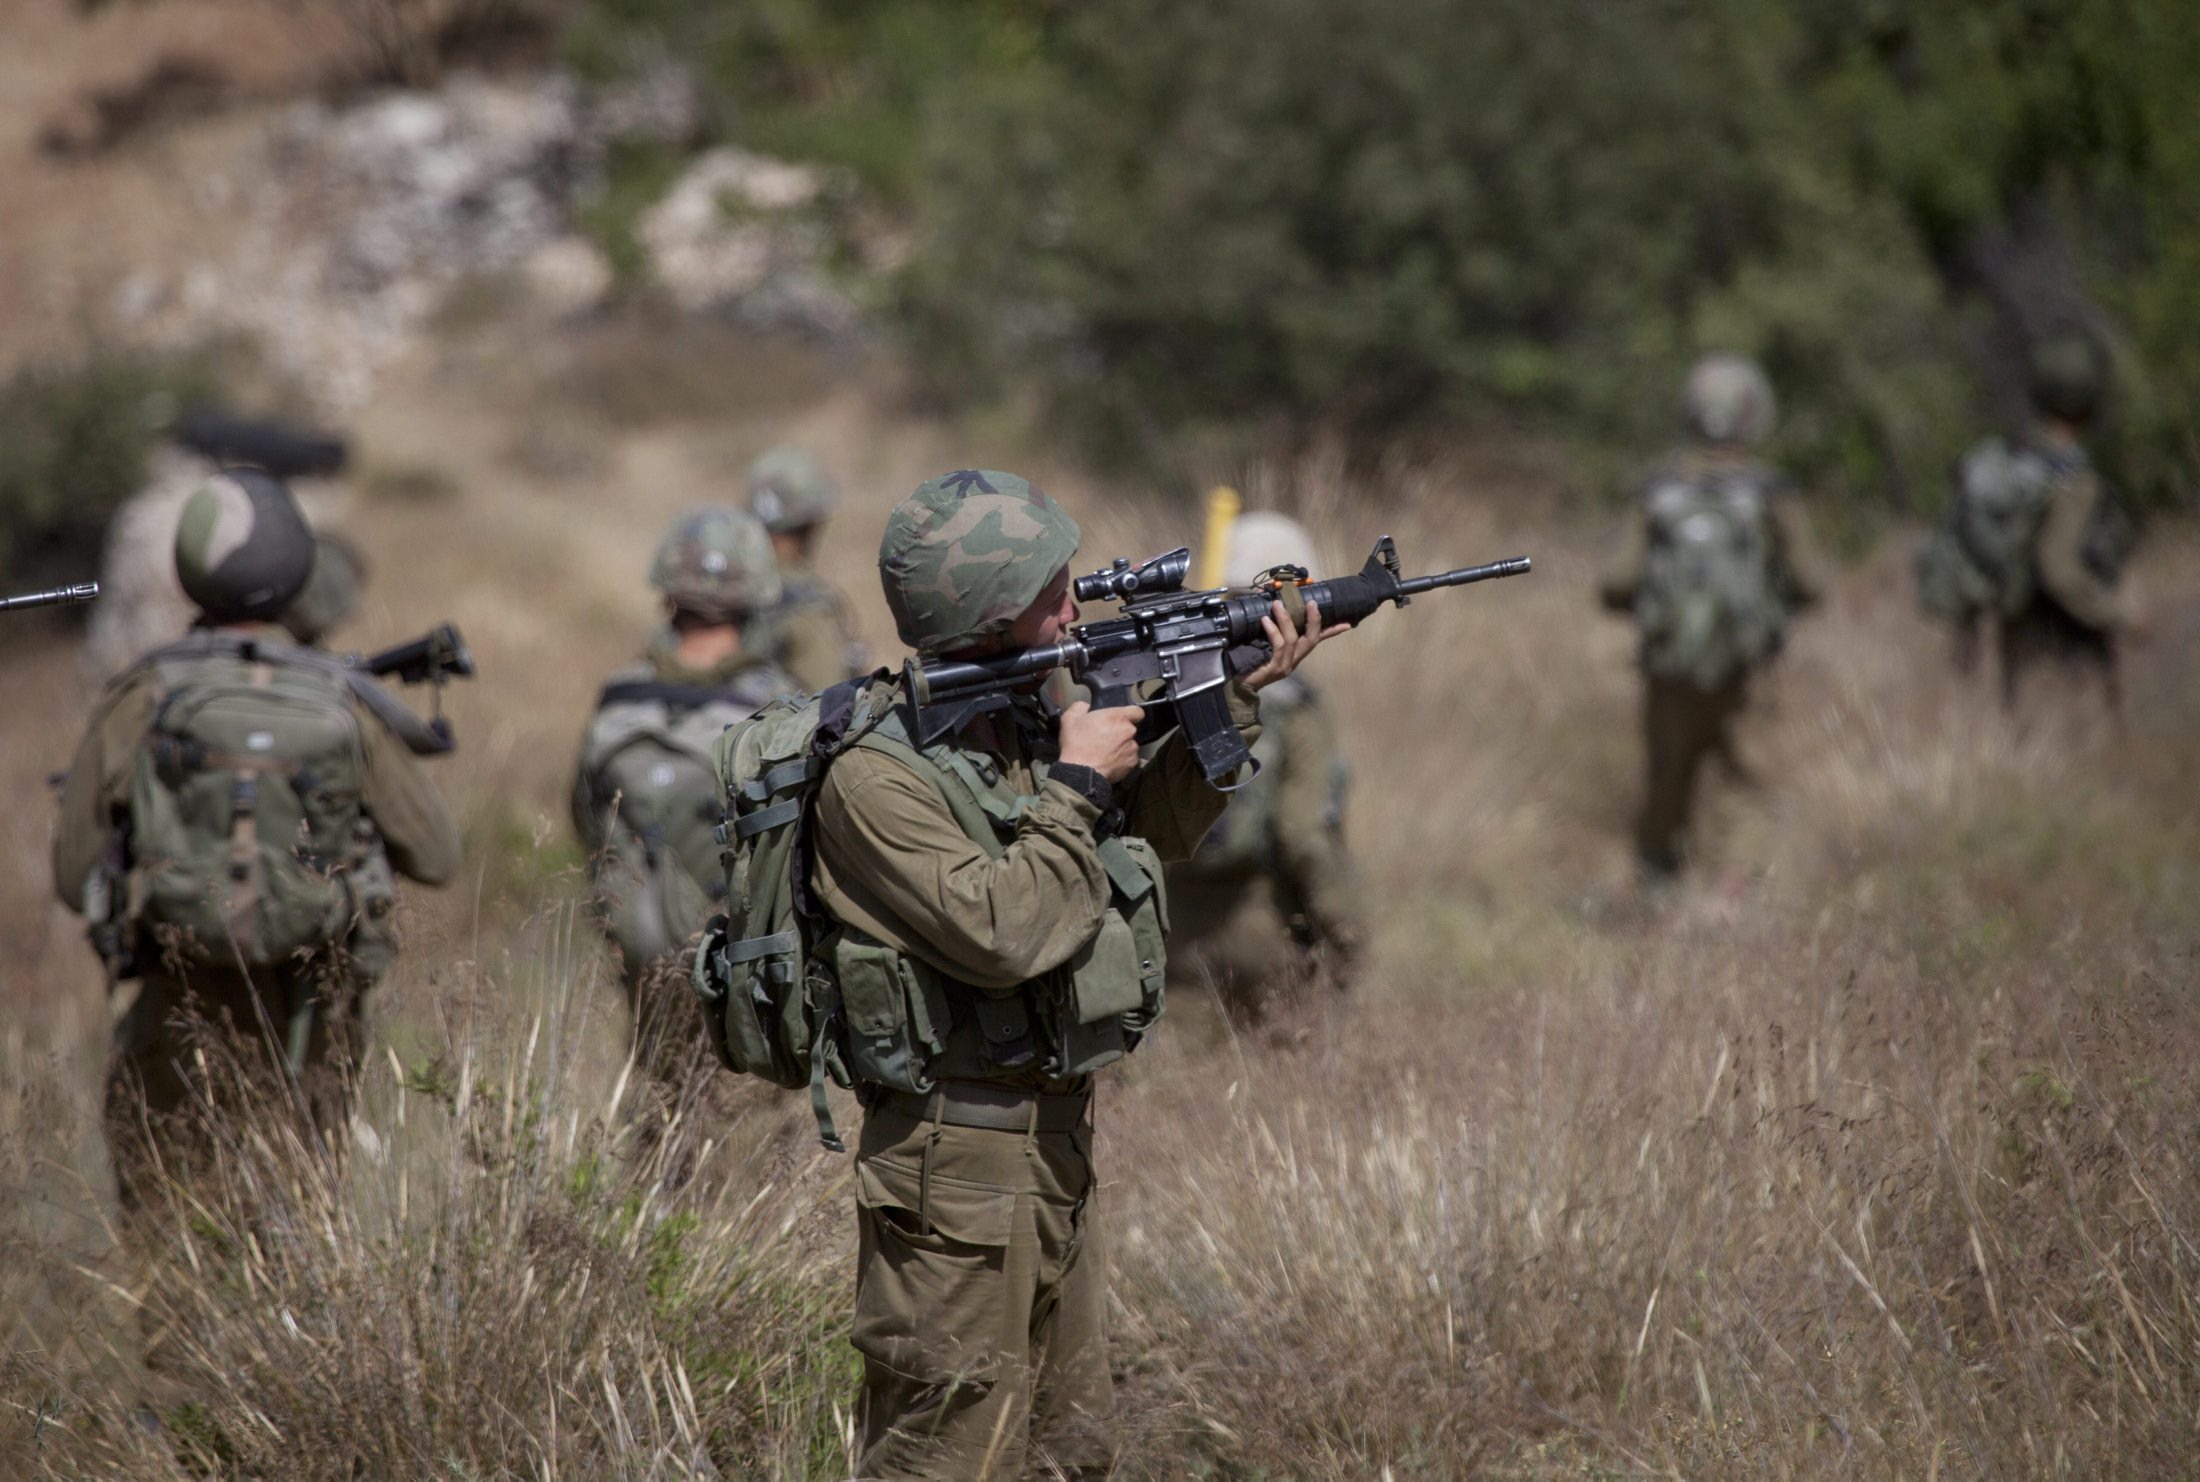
[
  {"left": 1397, "top": 556, "right": 1531, "bottom": 597},
  {"left": 1, "top": 581, "right": 101, "bottom": 611}
]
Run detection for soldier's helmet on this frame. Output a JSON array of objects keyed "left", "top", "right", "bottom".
[
  {"left": 649, "top": 505, "right": 784, "bottom": 622},
  {"left": 1224, "top": 511, "right": 1319, "bottom": 588},
  {"left": 281, "top": 532, "right": 369, "bottom": 647},
  {"left": 174, "top": 468, "right": 316, "bottom": 622},
  {"left": 746, "top": 447, "right": 841, "bottom": 534},
  {"left": 879, "top": 469, "right": 1081, "bottom": 656},
  {"left": 2027, "top": 328, "right": 2110, "bottom": 423},
  {"left": 1683, "top": 354, "right": 1778, "bottom": 445}
]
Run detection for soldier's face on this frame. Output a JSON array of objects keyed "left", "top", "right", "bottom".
[{"left": 1008, "top": 566, "right": 1077, "bottom": 647}]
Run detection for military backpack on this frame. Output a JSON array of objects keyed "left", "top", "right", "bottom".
[
  {"left": 575, "top": 666, "right": 790, "bottom": 973},
  {"left": 124, "top": 635, "right": 370, "bottom": 969},
  {"left": 1182, "top": 676, "right": 1345, "bottom": 877},
  {"left": 1916, "top": 437, "right": 2132, "bottom": 621},
  {"left": 1632, "top": 464, "right": 1790, "bottom": 690},
  {"left": 694, "top": 677, "right": 1168, "bottom": 1149}
]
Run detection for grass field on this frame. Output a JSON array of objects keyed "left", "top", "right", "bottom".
[{"left": 4, "top": 329, "right": 2196, "bottom": 1478}]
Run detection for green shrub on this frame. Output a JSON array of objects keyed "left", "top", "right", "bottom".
[{"left": 0, "top": 349, "right": 218, "bottom": 581}]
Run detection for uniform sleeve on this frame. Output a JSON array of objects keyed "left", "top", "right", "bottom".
[
  {"left": 1270, "top": 698, "right": 1365, "bottom": 956},
  {"left": 2035, "top": 465, "right": 2130, "bottom": 632},
  {"left": 1598, "top": 512, "right": 1649, "bottom": 612},
  {"left": 359, "top": 715, "right": 462, "bottom": 886},
  {"left": 1768, "top": 493, "right": 1830, "bottom": 609},
  {"left": 1119, "top": 679, "right": 1262, "bottom": 862},
  {"left": 811, "top": 747, "right": 1113, "bottom": 991},
  {"left": 777, "top": 599, "right": 856, "bottom": 694},
  {"left": 51, "top": 673, "right": 154, "bottom": 913}
]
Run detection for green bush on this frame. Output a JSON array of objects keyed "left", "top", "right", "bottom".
[{"left": 0, "top": 349, "right": 217, "bottom": 582}]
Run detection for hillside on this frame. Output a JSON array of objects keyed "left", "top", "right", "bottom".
[{"left": 4, "top": 7, "right": 2199, "bottom": 1476}]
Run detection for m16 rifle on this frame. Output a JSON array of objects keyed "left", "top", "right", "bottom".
[
  {"left": 904, "top": 536, "right": 1530, "bottom": 784},
  {"left": 341, "top": 621, "right": 475, "bottom": 754},
  {"left": 3, "top": 582, "right": 100, "bottom": 611}
]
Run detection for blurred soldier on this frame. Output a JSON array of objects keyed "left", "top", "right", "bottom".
[
  {"left": 572, "top": 507, "right": 798, "bottom": 1074},
  {"left": 279, "top": 532, "right": 369, "bottom": 649},
  {"left": 1916, "top": 328, "right": 2142, "bottom": 711},
  {"left": 1166, "top": 511, "right": 1365, "bottom": 1018},
  {"left": 743, "top": 446, "right": 867, "bottom": 691},
  {"left": 1600, "top": 355, "right": 1827, "bottom": 884},
  {"left": 808, "top": 470, "right": 1340, "bottom": 1476},
  {"left": 52, "top": 470, "right": 460, "bottom": 1204}
]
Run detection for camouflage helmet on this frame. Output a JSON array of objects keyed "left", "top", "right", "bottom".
[
  {"left": 649, "top": 505, "right": 783, "bottom": 621},
  {"left": 745, "top": 446, "right": 841, "bottom": 534},
  {"left": 2027, "top": 328, "right": 2110, "bottom": 422},
  {"left": 280, "top": 532, "right": 369, "bottom": 647},
  {"left": 174, "top": 468, "right": 315, "bottom": 623},
  {"left": 1224, "top": 511, "right": 1318, "bottom": 588},
  {"left": 879, "top": 469, "right": 1081, "bottom": 655},
  {"left": 1683, "top": 354, "right": 1777, "bottom": 445}
]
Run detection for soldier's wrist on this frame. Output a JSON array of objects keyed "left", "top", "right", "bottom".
[{"left": 1047, "top": 763, "right": 1115, "bottom": 815}]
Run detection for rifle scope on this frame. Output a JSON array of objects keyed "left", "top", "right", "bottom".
[{"left": 1073, "top": 547, "right": 1190, "bottom": 604}]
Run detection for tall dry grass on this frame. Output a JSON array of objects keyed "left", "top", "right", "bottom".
[{"left": 4, "top": 332, "right": 2197, "bottom": 1478}]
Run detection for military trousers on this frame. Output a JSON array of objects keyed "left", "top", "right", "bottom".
[
  {"left": 851, "top": 1092, "right": 1112, "bottom": 1480},
  {"left": 1998, "top": 602, "right": 2120, "bottom": 718},
  {"left": 104, "top": 949, "right": 379, "bottom": 1210},
  {"left": 1637, "top": 672, "right": 1750, "bottom": 878}
]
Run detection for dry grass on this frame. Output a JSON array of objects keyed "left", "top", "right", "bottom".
[{"left": 4, "top": 308, "right": 2198, "bottom": 1477}]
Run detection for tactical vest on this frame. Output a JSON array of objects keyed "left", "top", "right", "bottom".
[
  {"left": 1176, "top": 675, "right": 1343, "bottom": 878},
  {"left": 743, "top": 573, "right": 864, "bottom": 684},
  {"left": 577, "top": 661, "right": 791, "bottom": 967},
  {"left": 122, "top": 632, "right": 378, "bottom": 971},
  {"left": 825, "top": 690, "right": 1170, "bottom": 1092},
  {"left": 1634, "top": 460, "right": 1788, "bottom": 690}
]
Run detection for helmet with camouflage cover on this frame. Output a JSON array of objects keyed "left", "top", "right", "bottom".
[
  {"left": 280, "top": 532, "right": 369, "bottom": 646},
  {"left": 174, "top": 467, "right": 315, "bottom": 622},
  {"left": 746, "top": 447, "right": 841, "bottom": 534},
  {"left": 879, "top": 469, "right": 1081, "bottom": 655},
  {"left": 1224, "top": 511, "right": 1318, "bottom": 588},
  {"left": 1683, "top": 354, "right": 1777, "bottom": 445},
  {"left": 650, "top": 505, "right": 784, "bottom": 622},
  {"left": 2027, "top": 327, "right": 2110, "bottom": 423}
]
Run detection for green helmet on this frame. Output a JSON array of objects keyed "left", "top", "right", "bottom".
[
  {"left": 174, "top": 468, "right": 315, "bottom": 623},
  {"left": 2027, "top": 328, "right": 2109, "bottom": 422},
  {"left": 746, "top": 447, "right": 841, "bottom": 534},
  {"left": 280, "top": 532, "right": 369, "bottom": 647},
  {"left": 879, "top": 469, "right": 1081, "bottom": 655},
  {"left": 649, "top": 505, "right": 783, "bottom": 622},
  {"left": 1684, "top": 354, "right": 1777, "bottom": 445}
]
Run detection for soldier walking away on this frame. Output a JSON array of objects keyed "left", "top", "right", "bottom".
[
  {"left": 572, "top": 507, "right": 798, "bottom": 1079},
  {"left": 51, "top": 470, "right": 460, "bottom": 1207},
  {"left": 743, "top": 446, "right": 868, "bottom": 691},
  {"left": 724, "top": 469, "right": 1344, "bottom": 1477},
  {"left": 1600, "top": 356, "right": 1828, "bottom": 887},
  {"left": 1166, "top": 511, "right": 1366, "bottom": 1021},
  {"left": 1916, "top": 328, "right": 2145, "bottom": 715}
]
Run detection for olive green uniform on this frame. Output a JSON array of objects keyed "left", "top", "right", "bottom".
[
  {"left": 571, "top": 637, "right": 794, "bottom": 1073},
  {"left": 52, "top": 624, "right": 460, "bottom": 1198},
  {"left": 1600, "top": 447, "right": 1827, "bottom": 877},
  {"left": 1998, "top": 431, "right": 2135, "bottom": 711},
  {"left": 1165, "top": 674, "right": 1364, "bottom": 1015},
  {"left": 747, "top": 562, "right": 864, "bottom": 694},
  {"left": 811, "top": 680, "right": 1259, "bottom": 1478}
]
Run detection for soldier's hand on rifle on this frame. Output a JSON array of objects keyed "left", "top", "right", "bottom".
[
  {"left": 1242, "top": 599, "right": 1350, "bottom": 692},
  {"left": 1058, "top": 701, "right": 1146, "bottom": 783}
]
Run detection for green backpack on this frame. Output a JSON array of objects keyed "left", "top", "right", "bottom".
[
  {"left": 575, "top": 668, "right": 792, "bottom": 974},
  {"left": 126, "top": 636, "right": 368, "bottom": 970},
  {"left": 1916, "top": 437, "right": 2133, "bottom": 621},
  {"left": 691, "top": 679, "right": 879, "bottom": 1149},
  {"left": 1634, "top": 467, "right": 1788, "bottom": 690},
  {"left": 1179, "top": 676, "right": 1346, "bottom": 877}
]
